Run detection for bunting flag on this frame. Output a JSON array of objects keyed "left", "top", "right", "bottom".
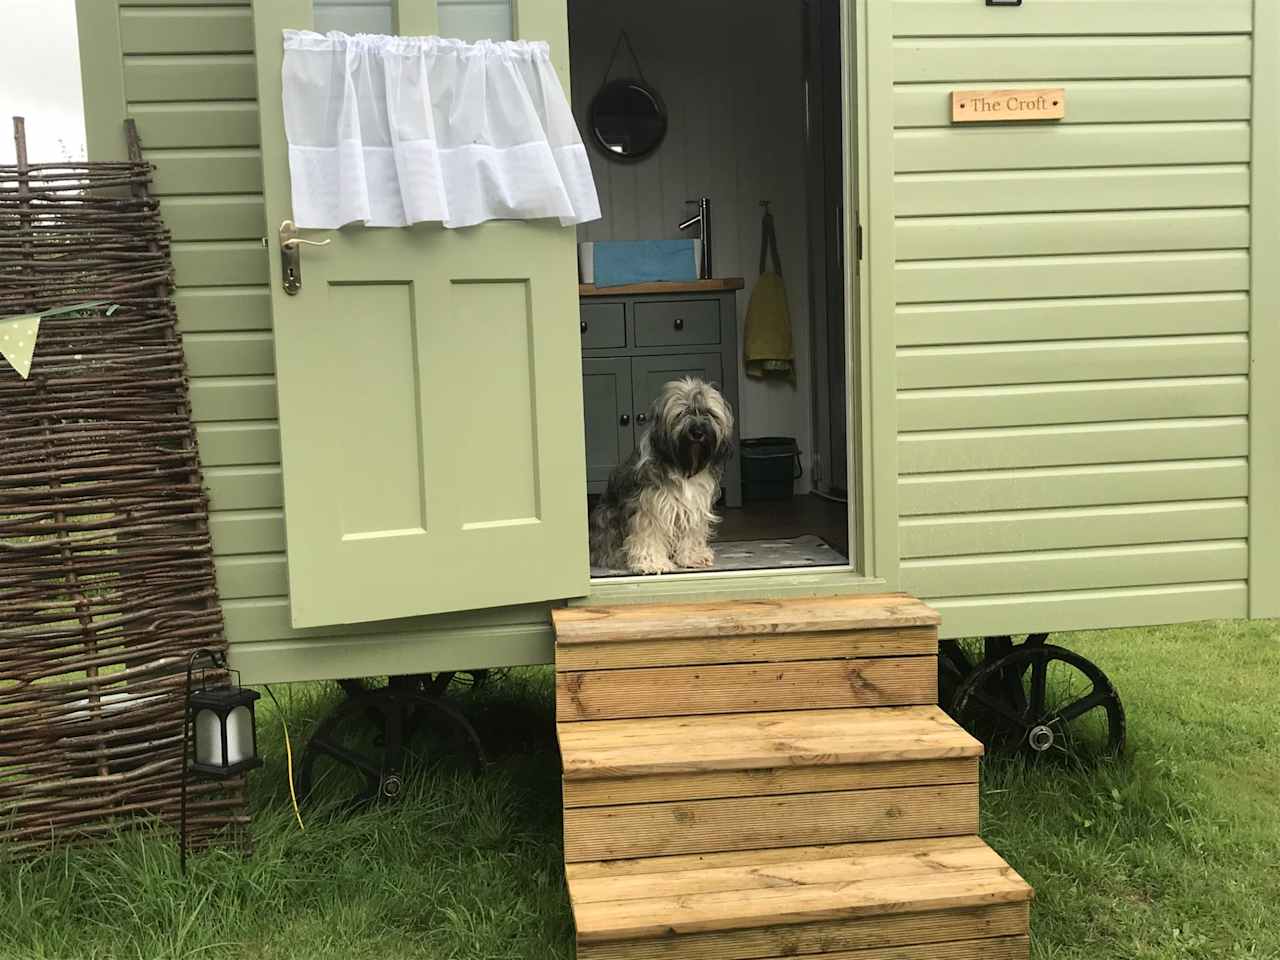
[
  {"left": 0, "top": 313, "right": 41, "bottom": 379},
  {"left": 0, "top": 301, "right": 111, "bottom": 380}
]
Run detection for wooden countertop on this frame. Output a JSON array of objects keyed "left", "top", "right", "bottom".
[{"left": 579, "top": 278, "right": 745, "bottom": 297}]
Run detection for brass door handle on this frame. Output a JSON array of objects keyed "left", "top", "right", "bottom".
[
  {"left": 278, "top": 220, "right": 330, "bottom": 295},
  {"left": 279, "top": 219, "right": 332, "bottom": 248}
]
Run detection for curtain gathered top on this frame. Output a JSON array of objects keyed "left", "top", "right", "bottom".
[{"left": 282, "top": 30, "right": 601, "bottom": 229}]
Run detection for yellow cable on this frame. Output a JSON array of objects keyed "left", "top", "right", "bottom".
[{"left": 264, "top": 684, "right": 305, "bottom": 832}]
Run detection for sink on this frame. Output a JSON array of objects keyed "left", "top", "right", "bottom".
[{"left": 579, "top": 239, "right": 702, "bottom": 286}]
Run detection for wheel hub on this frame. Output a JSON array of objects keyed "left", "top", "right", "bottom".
[{"left": 1027, "top": 724, "right": 1055, "bottom": 752}]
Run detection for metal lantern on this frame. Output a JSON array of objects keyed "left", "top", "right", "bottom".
[
  {"left": 180, "top": 649, "right": 261, "bottom": 872},
  {"left": 189, "top": 684, "right": 261, "bottom": 777}
]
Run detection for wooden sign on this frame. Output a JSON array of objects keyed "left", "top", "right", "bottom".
[{"left": 952, "top": 88, "right": 1065, "bottom": 123}]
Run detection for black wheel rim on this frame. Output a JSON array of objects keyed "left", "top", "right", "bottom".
[
  {"left": 298, "top": 688, "right": 487, "bottom": 809},
  {"left": 937, "top": 639, "right": 973, "bottom": 714},
  {"left": 953, "top": 642, "right": 1125, "bottom": 762}
]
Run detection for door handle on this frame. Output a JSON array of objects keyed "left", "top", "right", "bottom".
[
  {"left": 619, "top": 414, "right": 630, "bottom": 426},
  {"left": 673, "top": 318, "right": 685, "bottom": 331},
  {"left": 636, "top": 413, "right": 648, "bottom": 425},
  {"left": 278, "top": 219, "right": 331, "bottom": 296},
  {"left": 581, "top": 319, "right": 588, "bottom": 333}
]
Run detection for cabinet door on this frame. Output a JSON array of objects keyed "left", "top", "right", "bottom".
[
  {"left": 631, "top": 354, "right": 725, "bottom": 428},
  {"left": 582, "top": 358, "right": 635, "bottom": 487},
  {"left": 252, "top": 0, "right": 587, "bottom": 628}
]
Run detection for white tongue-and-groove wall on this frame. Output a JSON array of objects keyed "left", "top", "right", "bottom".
[{"left": 570, "top": 0, "right": 816, "bottom": 490}]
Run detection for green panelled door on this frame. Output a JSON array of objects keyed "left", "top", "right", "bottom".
[{"left": 251, "top": 0, "right": 588, "bottom": 629}]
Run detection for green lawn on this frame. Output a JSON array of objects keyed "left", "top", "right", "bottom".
[{"left": 2, "top": 619, "right": 1278, "bottom": 960}]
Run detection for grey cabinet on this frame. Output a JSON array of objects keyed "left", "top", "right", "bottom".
[
  {"left": 582, "top": 358, "right": 634, "bottom": 487},
  {"left": 580, "top": 287, "right": 742, "bottom": 508}
]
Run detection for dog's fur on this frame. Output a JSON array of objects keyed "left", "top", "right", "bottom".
[{"left": 590, "top": 378, "right": 735, "bottom": 574}]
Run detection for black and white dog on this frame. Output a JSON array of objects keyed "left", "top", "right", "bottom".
[{"left": 590, "top": 378, "right": 735, "bottom": 574}]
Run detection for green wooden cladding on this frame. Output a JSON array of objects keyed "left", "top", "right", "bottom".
[
  {"left": 884, "top": 0, "right": 1267, "bottom": 629},
  {"left": 75, "top": 0, "right": 1279, "bottom": 680}
]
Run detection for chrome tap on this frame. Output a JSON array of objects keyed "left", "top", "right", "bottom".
[{"left": 678, "top": 197, "right": 712, "bottom": 279}]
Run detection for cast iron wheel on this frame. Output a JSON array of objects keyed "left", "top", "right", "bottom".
[
  {"left": 298, "top": 686, "right": 486, "bottom": 808},
  {"left": 952, "top": 640, "right": 1125, "bottom": 761},
  {"left": 937, "top": 639, "right": 975, "bottom": 714}
]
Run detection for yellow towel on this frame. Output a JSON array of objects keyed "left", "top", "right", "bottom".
[{"left": 744, "top": 209, "right": 795, "bottom": 382}]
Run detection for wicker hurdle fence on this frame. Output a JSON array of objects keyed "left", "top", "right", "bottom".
[{"left": 0, "top": 118, "right": 247, "bottom": 851}]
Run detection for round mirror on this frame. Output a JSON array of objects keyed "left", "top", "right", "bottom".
[{"left": 589, "top": 79, "right": 668, "bottom": 162}]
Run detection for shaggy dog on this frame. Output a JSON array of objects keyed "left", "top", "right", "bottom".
[{"left": 590, "top": 378, "right": 735, "bottom": 574}]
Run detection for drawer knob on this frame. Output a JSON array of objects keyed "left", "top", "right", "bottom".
[
  {"left": 636, "top": 413, "right": 648, "bottom": 425},
  {"left": 673, "top": 317, "right": 685, "bottom": 331},
  {"left": 619, "top": 414, "right": 630, "bottom": 426},
  {"left": 580, "top": 319, "right": 588, "bottom": 333}
]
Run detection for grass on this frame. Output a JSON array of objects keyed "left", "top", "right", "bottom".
[{"left": 1, "top": 619, "right": 1279, "bottom": 960}]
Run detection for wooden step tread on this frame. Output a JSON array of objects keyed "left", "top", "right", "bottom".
[
  {"left": 559, "top": 705, "right": 981, "bottom": 782},
  {"left": 567, "top": 836, "right": 1033, "bottom": 947},
  {"left": 553, "top": 595, "right": 940, "bottom": 645}
]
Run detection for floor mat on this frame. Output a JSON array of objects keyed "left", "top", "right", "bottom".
[{"left": 590, "top": 534, "right": 848, "bottom": 577}]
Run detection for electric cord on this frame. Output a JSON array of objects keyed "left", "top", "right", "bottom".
[{"left": 263, "top": 684, "right": 305, "bottom": 832}]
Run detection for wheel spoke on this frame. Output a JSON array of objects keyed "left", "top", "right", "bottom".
[
  {"left": 382, "top": 699, "right": 406, "bottom": 771},
  {"left": 1049, "top": 688, "right": 1111, "bottom": 726},
  {"left": 1002, "top": 663, "right": 1028, "bottom": 718},
  {"left": 310, "top": 735, "right": 382, "bottom": 780},
  {"left": 967, "top": 688, "right": 1028, "bottom": 729},
  {"left": 1028, "top": 654, "right": 1048, "bottom": 719}
]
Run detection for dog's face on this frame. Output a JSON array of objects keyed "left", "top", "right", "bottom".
[{"left": 647, "top": 378, "right": 734, "bottom": 477}]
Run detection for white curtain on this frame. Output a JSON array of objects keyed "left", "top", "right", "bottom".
[{"left": 282, "top": 30, "right": 601, "bottom": 229}]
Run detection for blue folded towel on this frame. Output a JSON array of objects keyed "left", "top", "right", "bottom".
[{"left": 592, "top": 240, "right": 698, "bottom": 287}]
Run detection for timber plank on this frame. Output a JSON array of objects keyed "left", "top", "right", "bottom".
[
  {"left": 578, "top": 903, "right": 1030, "bottom": 960},
  {"left": 570, "top": 837, "right": 995, "bottom": 901},
  {"left": 558, "top": 705, "right": 980, "bottom": 781},
  {"left": 555, "top": 626, "right": 937, "bottom": 671},
  {"left": 175, "top": 286, "right": 272, "bottom": 332},
  {"left": 563, "top": 757, "right": 978, "bottom": 808},
  {"left": 562, "top": 784, "right": 977, "bottom": 862},
  {"left": 552, "top": 595, "right": 939, "bottom": 644},
  {"left": 812, "top": 938, "right": 1028, "bottom": 960},
  {"left": 891, "top": 0, "right": 1251, "bottom": 37},
  {"left": 895, "top": 165, "right": 1248, "bottom": 218},
  {"left": 555, "top": 657, "right": 936, "bottom": 722},
  {"left": 570, "top": 837, "right": 1030, "bottom": 943},
  {"left": 893, "top": 36, "right": 1252, "bottom": 83}
]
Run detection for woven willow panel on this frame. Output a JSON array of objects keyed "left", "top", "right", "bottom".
[{"left": 0, "top": 151, "right": 246, "bottom": 850}]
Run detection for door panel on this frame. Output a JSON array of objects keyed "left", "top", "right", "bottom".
[
  {"left": 582, "top": 358, "right": 634, "bottom": 487},
  {"left": 632, "top": 354, "right": 725, "bottom": 422},
  {"left": 252, "top": 0, "right": 588, "bottom": 627}
]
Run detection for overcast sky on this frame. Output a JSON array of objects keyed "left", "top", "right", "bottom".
[{"left": 0, "top": 0, "right": 86, "bottom": 163}]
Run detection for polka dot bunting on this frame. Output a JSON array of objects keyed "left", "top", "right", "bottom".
[{"left": 0, "top": 314, "right": 42, "bottom": 380}]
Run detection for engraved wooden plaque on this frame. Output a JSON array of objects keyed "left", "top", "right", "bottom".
[{"left": 952, "top": 88, "right": 1066, "bottom": 123}]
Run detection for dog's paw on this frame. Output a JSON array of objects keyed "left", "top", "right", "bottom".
[
  {"left": 676, "top": 544, "right": 716, "bottom": 568},
  {"left": 630, "top": 555, "right": 676, "bottom": 575}
]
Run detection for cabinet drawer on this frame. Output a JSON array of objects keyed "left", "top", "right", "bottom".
[
  {"left": 580, "top": 302, "right": 626, "bottom": 349},
  {"left": 633, "top": 299, "right": 720, "bottom": 347}
]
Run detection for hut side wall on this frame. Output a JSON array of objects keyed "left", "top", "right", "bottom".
[{"left": 866, "top": 1, "right": 1273, "bottom": 637}]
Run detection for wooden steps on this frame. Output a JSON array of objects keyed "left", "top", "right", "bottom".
[
  {"left": 552, "top": 595, "right": 1032, "bottom": 960},
  {"left": 568, "top": 838, "right": 1031, "bottom": 960}
]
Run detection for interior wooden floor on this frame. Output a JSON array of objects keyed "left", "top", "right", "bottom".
[
  {"left": 585, "top": 492, "right": 851, "bottom": 575},
  {"left": 714, "top": 493, "right": 849, "bottom": 557}
]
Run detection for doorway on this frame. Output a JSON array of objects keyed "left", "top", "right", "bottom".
[{"left": 569, "top": 0, "right": 855, "bottom": 578}]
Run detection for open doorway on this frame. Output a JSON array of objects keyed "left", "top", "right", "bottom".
[{"left": 569, "top": 0, "right": 853, "bottom": 578}]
